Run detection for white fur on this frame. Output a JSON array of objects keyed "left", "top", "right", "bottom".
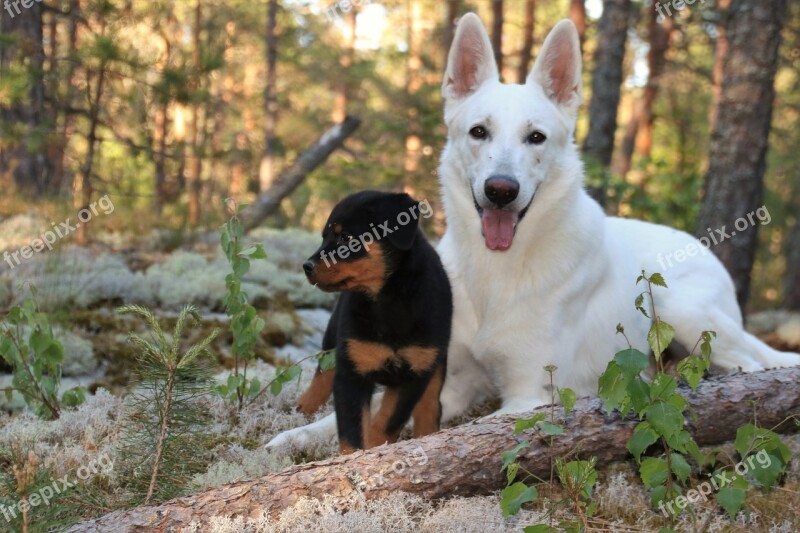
[{"left": 266, "top": 15, "right": 799, "bottom": 451}]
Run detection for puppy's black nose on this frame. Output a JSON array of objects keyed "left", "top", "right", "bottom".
[
  {"left": 484, "top": 176, "right": 520, "bottom": 207},
  {"left": 303, "top": 260, "right": 315, "bottom": 274}
]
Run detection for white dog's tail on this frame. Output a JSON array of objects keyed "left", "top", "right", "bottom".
[{"left": 744, "top": 331, "right": 800, "bottom": 369}]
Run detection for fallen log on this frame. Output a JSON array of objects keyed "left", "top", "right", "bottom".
[
  {"left": 241, "top": 115, "right": 361, "bottom": 233},
  {"left": 68, "top": 367, "right": 800, "bottom": 532}
]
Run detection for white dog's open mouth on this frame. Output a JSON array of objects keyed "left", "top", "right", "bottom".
[
  {"left": 481, "top": 209, "right": 519, "bottom": 251},
  {"left": 473, "top": 192, "right": 535, "bottom": 251}
]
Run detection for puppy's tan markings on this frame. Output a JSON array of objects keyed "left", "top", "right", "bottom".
[
  {"left": 297, "top": 368, "right": 334, "bottom": 415},
  {"left": 412, "top": 366, "right": 444, "bottom": 437},
  {"left": 346, "top": 339, "right": 395, "bottom": 374},
  {"left": 366, "top": 388, "right": 402, "bottom": 448},
  {"left": 314, "top": 245, "right": 388, "bottom": 296},
  {"left": 399, "top": 346, "right": 438, "bottom": 373}
]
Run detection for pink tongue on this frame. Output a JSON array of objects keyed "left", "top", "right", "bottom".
[{"left": 481, "top": 209, "right": 519, "bottom": 251}]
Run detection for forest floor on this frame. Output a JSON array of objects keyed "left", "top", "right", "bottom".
[{"left": 0, "top": 213, "right": 799, "bottom": 532}]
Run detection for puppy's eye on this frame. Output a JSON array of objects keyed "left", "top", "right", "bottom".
[
  {"left": 469, "top": 126, "right": 488, "bottom": 140},
  {"left": 526, "top": 131, "right": 546, "bottom": 145},
  {"left": 337, "top": 233, "right": 354, "bottom": 244}
]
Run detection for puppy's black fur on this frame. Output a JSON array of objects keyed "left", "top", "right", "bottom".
[{"left": 298, "top": 191, "right": 452, "bottom": 453}]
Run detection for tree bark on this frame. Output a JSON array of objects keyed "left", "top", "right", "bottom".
[
  {"left": 442, "top": 0, "right": 460, "bottom": 67},
  {"left": 636, "top": 10, "right": 673, "bottom": 159},
  {"left": 695, "top": 0, "right": 786, "bottom": 311},
  {"left": 569, "top": 0, "right": 586, "bottom": 51},
  {"left": 258, "top": 0, "right": 279, "bottom": 193},
  {"left": 331, "top": 8, "right": 357, "bottom": 124},
  {"left": 784, "top": 209, "right": 800, "bottom": 311},
  {"left": 241, "top": 116, "right": 361, "bottom": 232},
  {"left": 186, "top": 0, "right": 204, "bottom": 225},
  {"left": 0, "top": 1, "right": 53, "bottom": 195},
  {"left": 517, "top": 0, "right": 536, "bottom": 83},
  {"left": 404, "top": 0, "right": 422, "bottom": 174},
  {"left": 67, "top": 367, "right": 800, "bottom": 532},
  {"left": 582, "top": 0, "right": 631, "bottom": 206},
  {"left": 490, "top": 0, "right": 503, "bottom": 76},
  {"left": 709, "top": 0, "right": 731, "bottom": 130}
]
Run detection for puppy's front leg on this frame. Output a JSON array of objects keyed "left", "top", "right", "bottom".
[{"left": 333, "top": 370, "right": 374, "bottom": 454}]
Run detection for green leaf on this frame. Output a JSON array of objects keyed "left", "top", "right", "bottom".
[
  {"left": 670, "top": 452, "right": 691, "bottom": 484},
  {"left": 628, "top": 423, "right": 659, "bottom": 463},
  {"left": 500, "top": 482, "right": 537, "bottom": 516},
  {"left": 557, "top": 387, "right": 576, "bottom": 416},
  {"left": 514, "top": 414, "right": 546, "bottom": 435},
  {"left": 318, "top": 350, "right": 336, "bottom": 371},
  {"left": 628, "top": 377, "right": 651, "bottom": 415},
  {"left": 501, "top": 440, "right": 530, "bottom": 471},
  {"left": 649, "top": 373, "right": 677, "bottom": 402},
  {"left": 62, "top": 386, "right": 86, "bottom": 408},
  {"left": 635, "top": 293, "right": 650, "bottom": 318},
  {"left": 506, "top": 462, "right": 519, "bottom": 485},
  {"left": 677, "top": 356, "right": 706, "bottom": 391},
  {"left": 539, "top": 422, "right": 564, "bottom": 436},
  {"left": 524, "top": 526, "right": 559, "bottom": 533},
  {"left": 644, "top": 402, "right": 684, "bottom": 439},
  {"left": 613, "top": 348, "right": 650, "bottom": 377},
  {"left": 640, "top": 457, "right": 669, "bottom": 489},
  {"left": 649, "top": 273, "right": 668, "bottom": 288},
  {"left": 270, "top": 379, "right": 283, "bottom": 395},
  {"left": 597, "top": 363, "right": 627, "bottom": 413},
  {"left": 717, "top": 485, "right": 746, "bottom": 518},
  {"left": 648, "top": 320, "right": 675, "bottom": 360}
]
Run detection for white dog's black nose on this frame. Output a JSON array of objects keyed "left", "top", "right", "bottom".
[{"left": 484, "top": 176, "right": 520, "bottom": 207}]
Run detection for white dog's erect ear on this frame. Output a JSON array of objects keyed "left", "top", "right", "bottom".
[
  {"left": 442, "top": 13, "right": 499, "bottom": 102},
  {"left": 529, "top": 19, "right": 583, "bottom": 115}
]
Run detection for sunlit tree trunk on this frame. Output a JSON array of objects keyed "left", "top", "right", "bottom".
[
  {"left": 259, "top": 0, "right": 279, "bottom": 193},
  {"left": 569, "top": 0, "right": 587, "bottom": 51},
  {"left": 404, "top": 0, "right": 422, "bottom": 175},
  {"left": 696, "top": 0, "right": 786, "bottom": 310},
  {"left": 582, "top": 0, "right": 631, "bottom": 206},
  {"left": 490, "top": 0, "right": 503, "bottom": 77},
  {"left": 331, "top": 8, "right": 357, "bottom": 123},
  {"left": 517, "top": 0, "right": 535, "bottom": 83},
  {"left": 636, "top": 11, "right": 673, "bottom": 159},
  {"left": 442, "top": 0, "right": 460, "bottom": 67},
  {"left": 186, "top": 0, "right": 203, "bottom": 225}
]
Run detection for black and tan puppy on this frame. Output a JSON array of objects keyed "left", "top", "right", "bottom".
[{"left": 298, "top": 190, "right": 452, "bottom": 454}]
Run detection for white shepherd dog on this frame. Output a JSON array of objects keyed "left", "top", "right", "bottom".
[{"left": 267, "top": 14, "right": 798, "bottom": 450}]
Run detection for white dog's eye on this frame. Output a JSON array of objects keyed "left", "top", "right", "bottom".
[
  {"left": 526, "top": 131, "right": 547, "bottom": 145},
  {"left": 469, "top": 126, "right": 488, "bottom": 140}
]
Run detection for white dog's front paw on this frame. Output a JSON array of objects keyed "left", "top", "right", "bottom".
[
  {"left": 264, "top": 426, "right": 313, "bottom": 450},
  {"left": 264, "top": 413, "right": 339, "bottom": 451}
]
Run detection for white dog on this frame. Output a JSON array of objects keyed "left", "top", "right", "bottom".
[{"left": 267, "top": 14, "right": 798, "bottom": 450}]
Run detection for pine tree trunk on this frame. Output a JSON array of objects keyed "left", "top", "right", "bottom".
[
  {"left": 517, "top": 0, "right": 535, "bottom": 83},
  {"left": 0, "top": 1, "right": 53, "bottom": 195},
  {"left": 695, "top": 0, "right": 786, "bottom": 311},
  {"left": 636, "top": 10, "right": 673, "bottom": 159},
  {"left": 569, "top": 0, "right": 587, "bottom": 51},
  {"left": 442, "top": 0, "right": 460, "bottom": 67},
  {"left": 186, "top": 0, "right": 203, "bottom": 225},
  {"left": 331, "top": 9, "right": 357, "bottom": 124},
  {"left": 582, "top": 0, "right": 631, "bottom": 205},
  {"left": 258, "top": 0, "right": 279, "bottom": 193},
  {"left": 67, "top": 367, "right": 800, "bottom": 532},
  {"left": 491, "top": 0, "right": 504, "bottom": 76},
  {"left": 404, "top": 0, "right": 422, "bottom": 175},
  {"left": 784, "top": 208, "right": 800, "bottom": 311},
  {"left": 709, "top": 0, "right": 732, "bottom": 130}
]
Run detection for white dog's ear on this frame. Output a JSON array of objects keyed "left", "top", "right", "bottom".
[
  {"left": 442, "top": 13, "right": 499, "bottom": 103},
  {"left": 529, "top": 19, "right": 583, "bottom": 115}
]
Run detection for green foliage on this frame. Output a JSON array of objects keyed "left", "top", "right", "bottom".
[
  {"left": 598, "top": 271, "right": 793, "bottom": 521},
  {"left": 0, "top": 287, "right": 85, "bottom": 419},
  {"left": 217, "top": 203, "right": 268, "bottom": 409},
  {"left": 116, "top": 303, "right": 220, "bottom": 504}
]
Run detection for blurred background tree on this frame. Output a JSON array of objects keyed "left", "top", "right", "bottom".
[{"left": 0, "top": 0, "right": 798, "bottom": 312}]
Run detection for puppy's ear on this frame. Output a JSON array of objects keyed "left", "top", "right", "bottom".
[
  {"left": 383, "top": 193, "right": 420, "bottom": 251},
  {"left": 528, "top": 19, "right": 583, "bottom": 117},
  {"left": 442, "top": 13, "right": 498, "bottom": 105}
]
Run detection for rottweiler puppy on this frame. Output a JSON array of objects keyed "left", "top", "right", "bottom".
[{"left": 298, "top": 190, "right": 452, "bottom": 454}]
